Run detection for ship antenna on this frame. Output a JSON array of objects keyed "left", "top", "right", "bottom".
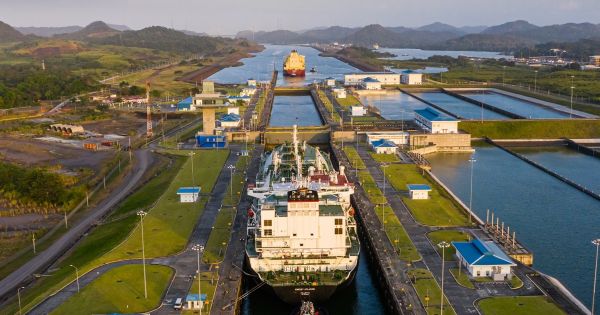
[{"left": 293, "top": 124, "right": 303, "bottom": 180}]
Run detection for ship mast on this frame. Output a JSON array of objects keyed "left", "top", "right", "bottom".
[{"left": 293, "top": 124, "right": 302, "bottom": 180}]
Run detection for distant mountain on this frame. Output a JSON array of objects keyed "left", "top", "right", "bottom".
[
  {"left": 386, "top": 26, "right": 413, "bottom": 33},
  {"left": 16, "top": 25, "right": 82, "bottom": 37},
  {"left": 0, "top": 21, "right": 24, "bottom": 43},
  {"left": 504, "top": 23, "right": 600, "bottom": 43},
  {"left": 56, "top": 21, "right": 120, "bottom": 40},
  {"left": 301, "top": 26, "right": 358, "bottom": 42},
  {"left": 179, "top": 29, "right": 209, "bottom": 37},
  {"left": 439, "top": 34, "right": 536, "bottom": 51},
  {"left": 107, "top": 24, "right": 131, "bottom": 31},
  {"left": 417, "top": 22, "right": 465, "bottom": 35},
  {"left": 343, "top": 24, "right": 461, "bottom": 48},
  {"left": 482, "top": 20, "right": 540, "bottom": 35},
  {"left": 524, "top": 37, "right": 600, "bottom": 60},
  {"left": 92, "top": 26, "right": 230, "bottom": 54},
  {"left": 236, "top": 29, "right": 304, "bottom": 44},
  {"left": 458, "top": 25, "right": 488, "bottom": 34}
]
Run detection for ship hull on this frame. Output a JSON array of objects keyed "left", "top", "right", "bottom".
[{"left": 283, "top": 69, "right": 306, "bottom": 77}]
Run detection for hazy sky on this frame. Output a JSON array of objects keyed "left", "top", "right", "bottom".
[{"left": 2, "top": 0, "right": 600, "bottom": 34}]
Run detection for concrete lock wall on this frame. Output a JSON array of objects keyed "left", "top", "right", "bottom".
[
  {"left": 263, "top": 128, "right": 330, "bottom": 145},
  {"left": 409, "top": 133, "right": 471, "bottom": 149}
]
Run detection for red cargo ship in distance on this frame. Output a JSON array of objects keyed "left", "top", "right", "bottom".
[{"left": 283, "top": 50, "right": 306, "bottom": 77}]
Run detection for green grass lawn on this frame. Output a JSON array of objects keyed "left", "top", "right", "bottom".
[
  {"left": 358, "top": 171, "right": 421, "bottom": 262},
  {"left": 427, "top": 230, "right": 470, "bottom": 261},
  {"left": 459, "top": 120, "right": 600, "bottom": 139},
  {"left": 336, "top": 94, "right": 361, "bottom": 107},
  {"left": 385, "top": 164, "right": 470, "bottom": 227},
  {"left": 317, "top": 90, "right": 342, "bottom": 123},
  {"left": 51, "top": 264, "right": 173, "bottom": 315},
  {"left": 508, "top": 274, "right": 524, "bottom": 289},
  {"left": 343, "top": 146, "right": 366, "bottom": 169},
  {"left": 370, "top": 153, "right": 399, "bottom": 163},
  {"left": 408, "top": 268, "right": 456, "bottom": 315},
  {"left": 99, "top": 150, "right": 229, "bottom": 262},
  {"left": 183, "top": 271, "right": 218, "bottom": 314},
  {"left": 477, "top": 296, "right": 566, "bottom": 315},
  {"left": 449, "top": 268, "right": 475, "bottom": 289}
]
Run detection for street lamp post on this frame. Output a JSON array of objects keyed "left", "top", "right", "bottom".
[
  {"left": 534, "top": 70, "right": 538, "bottom": 92},
  {"left": 69, "top": 264, "right": 80, "bottom": 293},
  {"left": 468, "top": 158, "right": 476, "bottom": 224},
  {"left": 192, "top": 244, "right": 205, "bottom": 313},
  {"left": 137, "top": 210, "right": 148, "bottom": 299},
  {"left": 382, "top": 164, "right": 389, "bottom": 231},
  {"left": 570, "top": 86, "right": 575, "bottom": 119},
  {"left": 17, "top": 286, "right": 25, "bottom": 315},
  {"left": 438, "top": 241, "right": 451, "bottom": 315},
  {"left": 189, "top": 152, "right": 196, "bottom": 186},
  {"left": 592, "top": 239, "right": 600, "bottom": 315},
  {"left": 227, "top": 165, "right": 235, "bottom": 199}
]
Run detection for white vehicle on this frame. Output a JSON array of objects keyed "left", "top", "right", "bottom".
[{"left": 174, "top": 297, "right": 183, "bottom": 310}]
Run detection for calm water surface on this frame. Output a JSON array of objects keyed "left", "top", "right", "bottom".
[
  {"left": 360, "top": 90, "right": 449, "bottom": 120},
  {"left": 461, "top": 92, "right": 569, "bottom": 119},
  {"left": 412, "top": 92, "right": 510, "bottom": 120},
  {"left": 269, "top": 96, "right": 323, "bottom": 127},
  {"left": 376, "top": 48, "right": 513, "bottom": 60},
  {"left": 428, "top": 143, "right": 600, "bottom": 307},
  {"left": 209, "top": 45, "right": 360, "bottom": 86}
]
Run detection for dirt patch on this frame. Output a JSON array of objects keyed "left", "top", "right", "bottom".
[{"left": 80, "top": 112, "right": 146, "bottom": 135}]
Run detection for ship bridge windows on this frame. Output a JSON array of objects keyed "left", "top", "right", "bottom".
[
  {"left": 335, "top": 218, "right": 343, "bottom": 225},
  {"left": 335, "top": 228, "right": 343, "bottom": 235},
  {"left": 264, "top": 219, "right": 272, "bottom": 226},
  {"left": 264, "top": 229, "right": 272, "bottom": 236}
]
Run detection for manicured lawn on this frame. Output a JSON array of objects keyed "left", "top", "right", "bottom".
[
  {"left": 450, "top": 268, "right": 475, "bottom": 289},
  {"left": 459, "top": 120, "right": 600, "bottom": 139},
  {"left": 51, "top": 264, "right": 173, "bottom": 315},
  {"left": 183, "top": 271, "right": 218, "bottom": 314},
  {"left": 99, "top": 150, "right": 229, "bottom": 262},
  {"left": 427, "top": 230, "right": 470, "bottom": 261},
  {"left": 408, "top": 268, "right": 456, "bottom": 315},
  {"left": 317, "top": 90, "right": 341, "bottom": 123},
  {"left": 477, "top": 296, "right": 566, "bottom": 315},
  {"left": 358, "top": 171, "right": 421, "bottom": 262},
  {"left": 336, "top": 94, "right": 361, "bottom": 107},
  {"left": 343, "top": 146, "right": 366, "bottom": 169},
  {"left": 385, "top": 164, "right": 470, "bottom": 227},
  {"left": 370, "top": 153, "right": 399, "bottom": 163},
  {"left": 508, "top": 274, "right": 524, "bottom": 289}
]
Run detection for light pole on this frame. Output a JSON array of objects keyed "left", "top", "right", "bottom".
[
  {"left": 227, "top": 165, "right": 235, "bottom": 199},
  {"left": 570, "top": 86, "right": 575, "bottom": 119},
  {"left": 592, "top": 239, "right": 600, "bottom": 315},
  {"left": 189, "top": 152, "right": 196, "bottom": 186},
  {"left": 69, "top": 264, "right": 80, "bottom": 293},
  {"left": 468, "top": 158, "right": 476, "bottom": 224},
  {"left": 137, "top": 210, "right": 148, "bottom": 299},
  {"left": 438, "top": 241, "right": 451, "bottom": 315},
  {"left": 534, "top": 70, "right": 538, "bottom": 92},
  {"left": 17, "top": 286, "right": 25, "bottom": 315},
  {"left": 192, "top": 244, "right": 205, "bottom": 313}
]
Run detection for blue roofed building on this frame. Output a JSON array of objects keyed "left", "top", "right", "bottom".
[
  {"left": 406, "top": 184, "right": 431, "bottom": 199},
  {"left": 218, "top": 113, "right": 241, "bottom": 128},
  {"left": 176, "top": 187, "right": 201, "bottom": 203},
  {"left": 370, "top": 139, "right": 397, "bottom": 154},
  {"left": 196, "top": 134, "right": 226, "bottom": 148},
  {"left": 452, "top": 238, "right": 516, "bottom": 281},
  {"left": 414, "top": 108, "right": 459, "bottom": 134},
  {"left": 360, "top": 77, "right": 382, "bottom": 90},
  {"left": 186, "top": 293, "right": 207, "bottom": 310},
  {"left": 177, "top": 96, "right": 194, "bottom": 111}
]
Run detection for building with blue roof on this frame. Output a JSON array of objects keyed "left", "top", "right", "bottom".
[
  {"left": 452, "top": 238, "right": 516, "bottom": 280},
  {"left": 186, "top": 293, "right": 207, "bottom": 310},
  {"left": 370, "top": 139, "right": 397, "bottom": 154},
  {"left": 360, "top": 77, "right": 382, "bottom": 90},
  {"left": 177, "top": 187, "right": 201, "bottom": 203},
  {"left": 414, "top": 108, "right": 459, "bottom": 134},
  {"left": 218, "top": 113, "right": 241, "bottom": 128},
  {"left": 177, "top": 96, "right": 194, "bottom": 111},
  {"left": 406, "top": 184, "right": 431, "bottom": 199}
]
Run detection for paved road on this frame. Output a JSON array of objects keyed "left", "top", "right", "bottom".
[{"left": 0, "top": 149, "right": 153, "bottom": 304}]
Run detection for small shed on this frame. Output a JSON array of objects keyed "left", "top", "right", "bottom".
[
  {"left": 332, "top": 87, "right": 347, "bottom": 98},
  {"left": 177, "top": 97, "right": 194, "bottom": 111},
  {"left": 325, "top": 77, "right": 336, "bottom": 87},
  {"left": 360, "top": 77, "right": 382, "bottom": 90},
  {"left": 247, "top": 78, "right": 257, "bottom": 87},
  {"left": 177, "top": 187, "right": 201, "bottom": 203},
  {"left": 452, "top": 239, "right": 516, "bottom": 280},
  {"left": 370, "top": 139, "right": 397, "bottom": 154},
  {"left": 351, "top": 106, "right": 367, "bottom": 117},
  {"left": 407, "top": 184, "right": 431, "bottom": 200},
  {"left": 186, "top": 293, "right": 207, "bottom": 310}
]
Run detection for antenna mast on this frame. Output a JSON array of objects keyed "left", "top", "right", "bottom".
[{"left": 146, "top": 82, "right": 153, "bottom": 138}]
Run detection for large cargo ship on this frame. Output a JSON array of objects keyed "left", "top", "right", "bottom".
[
  {"left": 283, "top": 50, "right": 306, "bottom": 77},
  {"left": 245, "top": 126, "right": 359, "bottom": 304}
]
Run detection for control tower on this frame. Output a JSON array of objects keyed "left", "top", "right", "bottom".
[{"left": 193, "top": 81, "right": 228, "bottom": 135}]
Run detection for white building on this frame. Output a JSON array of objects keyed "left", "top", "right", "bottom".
[
  {"left": 176, "top": 187, "right": 201, "bottom": 203},
  {"left": 325, "top": 77, "right": 336, "bottom": 87},
  {"left": 360, "top": 77, "right": 382, "bottom": 90},
  {"left": 351, "top": 106, "right": 367, "bottom": 117},
  {"left": 332, "top": 87, "right": 347, "bottom": 99},
  {"left": 218, "top": 113, "right": 241, "bottom": 128},
  {"left": 407, "top": 184, "right": 431, "bottom": 200},
  {"left": 247, "top": 79, "right": 257, "bottom": 87},
  {"left": 366, "top": 132, "right": 409, "bottom": 146},
  {"left": 228, "top": 107, "right": 239, "bottom": 115},
  {"left": 401, "top": 70, "right": 423, "bottom": 85},
  {"left": 185, "top": 294, "right": 206, "bottom": 310},
  {"left": 589, "top": 56, "right": 600, "bottom": 67},
  {"left": 240, "top": 87, "right": 257, "bottom": 97},
  {"left": 370, "top": 139, "right": 398, "bottom": 154},
  {"left": 452, "top": 239, "right": 516, "bottom": 281},
  {"left": 344, "top": 72, "right": 401, "bottom": 86},
  {"left": 414, "top": 108, "right": 459, "bottom": 134}
]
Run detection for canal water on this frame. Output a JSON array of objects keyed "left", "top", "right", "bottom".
[
  {"left": 241, "top": 244, "right": 389, "bottom": 315},
  {"left": 376, "top": 47, "right": 513, "bottom": 60},
  {"left": 427, "top": 143, "right": 600, "bottom": 307},
  {"left": 269, "top": 95, "right": 323, "bottom": 127},
  {"left": 208, "top": 44, "right": 360, "bottom": 86},
  {"left": 359, "top": 90, "right": 445, "bottom": 120},
  {"left": 459, "top": 91, "right": 569, "bottom": 119},
  {"left": 412, "top": 92, "right": 510, "bottom": 120}
]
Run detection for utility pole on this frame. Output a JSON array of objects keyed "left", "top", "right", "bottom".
[
  {"left": 592, "top": 238, "right": 600, "bottom": 315},
  {"left": 146, "top": 82, "right": 153, "bottom": 138},
  {"left": 438, "top": 241, "right": 450, "bottom": 315},
  {"left": 193, "top": 244, "right": 205, "bottom": 312},
  {"left": 69, "top": 265, "right": 80, "bottom": 292},
  {"left": 189, "top": 152, "right": 196, "bottom": 186},
  {"left": 137, "top": 211, "right": 148, "bottom": 299}
]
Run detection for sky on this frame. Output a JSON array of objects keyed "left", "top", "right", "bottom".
[{"left": 2, "top": 0, "right": 600, "bottom": 35}]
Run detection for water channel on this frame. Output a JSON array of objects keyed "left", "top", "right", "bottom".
[
  {"left": 412, "top": 92, "right": 511, "bottom": 120},
  {"left": 359, "top": 90, "right": 443, "bottom": 120},
  {"left": 427, "top": 142, "right": 600, "bottom": 307},
  {"left": 459, "top": 91, "right": 570, "bottom": 119},
  {"left": 269, "top": 95, "right": 323, "bottom": 127}
]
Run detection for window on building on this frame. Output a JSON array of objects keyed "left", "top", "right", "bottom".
[
  {"left": 335, "top": 228, "right": 343, "bottom": 235},
  {"left": 264, "top": 220, "right": 272, "bottom": 226},
  {"left": 263, "top": 229, "right": 272, "bottom": 236},
  {"left": 335, "top": 218, "right": 343, "bottom": 225}
]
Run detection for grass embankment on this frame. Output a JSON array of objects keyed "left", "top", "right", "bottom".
[
  {"left": 357, "top": 170, "right": 420, "bottom": 262},
  {"left": 370, "top": 153, "right": 399, "bottom": 163},
  {"left": 477, "top": 296, "right": 566, "bottom": 315},
  {"left": 427, "top": 230, "right": 470, "bottom": 261},
  {"left": 385, "top": 164, "right": 470, "bottom": 227},
  {"left": 336, "top": 94, "right": 361, "bottom": 107},
  {"left": 450, "top": 268, "right": 475, "bottom": 289},
  {"left": 408, "top": 268, "right": 456, "bottom": 315},
  {"left": 183, "top": 271, "right": 218, "bottom": 314},
  {"left": 343, "top": 146, "right": 366, "bottom": 169},
  {"left": 317, "top": 90, "right": 341, "bottom": 123},
  {"left": 51, "top": 265, "right": 173, "bottom": 315},
  {"left": 459, "top": 120, "right": 600, "bottom": 139},
  {"left": 203, "top": 154, "right": 250, "bottom": 264},
  {"left": 8, "top": 156, "right": 184, "bottom": 314}
]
